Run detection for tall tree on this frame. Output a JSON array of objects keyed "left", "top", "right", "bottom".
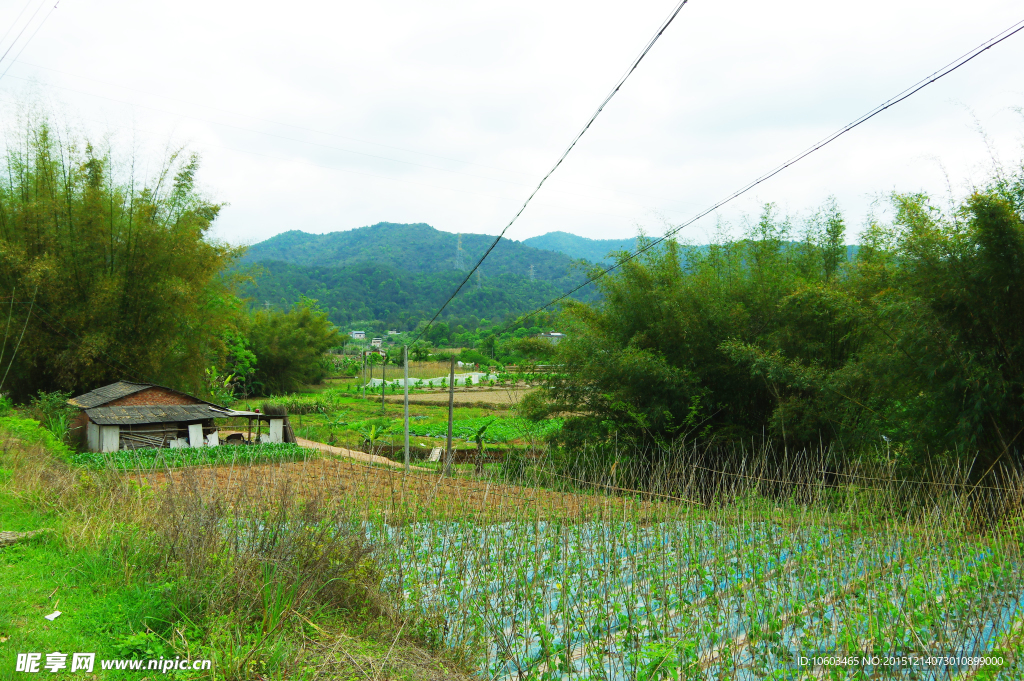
[{"left": 0, "top": 114, "right": 243, "bottom": 398}]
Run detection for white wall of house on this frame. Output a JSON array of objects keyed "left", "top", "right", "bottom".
[
  {"left": 87, "top": 422, "right": 100, "bottom": 452},
  {"left": 188, "top": 423, "right": 204, "bottom": 447},
  {"left": 100, "top": 425, "right": 119, "bottom": 453}
]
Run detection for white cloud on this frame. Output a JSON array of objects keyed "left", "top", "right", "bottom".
[{"left": 1, "top": 0, "right": 1021, "bottom": 246}]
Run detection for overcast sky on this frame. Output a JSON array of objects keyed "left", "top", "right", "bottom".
[{"left": 1, "top": 0, "right": 1022, "bottom": 248}]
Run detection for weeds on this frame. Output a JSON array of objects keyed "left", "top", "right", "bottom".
[{"left": 1, "top": 417, "right": 469, "bottom": 680}]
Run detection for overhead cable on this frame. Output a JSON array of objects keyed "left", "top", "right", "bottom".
[
  {"left": 0, "top": 0, "right": 58, "bottom": 81},
  {"left": 412, "top": 0, "right": 691, "bottom": 342},
  {"left": 490, "top": 15, "right": 1024, "bottom": 335}
]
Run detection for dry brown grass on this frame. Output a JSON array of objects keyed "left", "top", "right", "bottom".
[{"left": 137, "top": 454, "right": 668, "bottom": 524}]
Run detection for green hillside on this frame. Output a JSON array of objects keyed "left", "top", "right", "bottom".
[
  {"left": 522, "top": 231, "right": 638, "bottom": 264},
  {"left": 239, "top": 223, "right": 597, "bottom": 330},
  {"left": 243, "top": 222, "right": 582, "bottom": 280}
]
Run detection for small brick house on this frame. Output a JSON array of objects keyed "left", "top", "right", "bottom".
[{"left": 67, "top": 381, "right": 265, "bottom": 452}]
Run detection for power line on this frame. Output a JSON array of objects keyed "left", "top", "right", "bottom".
[
  {"left": 0, "top": 0, "right": 57, "bottom": 82},
  {"left": 413, "top": 0, "right": 691, "bottom": 342},
  {"left": 0, "top": 0, "right": 37, "bottom": 51},
  {"left": 487, "top": 14, "right": 1024, "bottom": 337},
  {"left": 11, "top": 59, "right": 701, "bottom": 209},
  {"left": 0, "top": 0, "right": 46, "bottom": 68},
  {"left": 0, "top": 71, "right": 697, "bottom": 217},
  {"left": 0, "top": 88, "right": 674, "bottom": 226}
]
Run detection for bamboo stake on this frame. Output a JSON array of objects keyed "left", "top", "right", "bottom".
[
  {"left": 403, "top": 345, "right": 410, "bottom": 473},
  {"left": 445, "top": 352, "right": 455, "bottom": 476}
]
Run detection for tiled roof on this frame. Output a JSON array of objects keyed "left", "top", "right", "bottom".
[
  {"left": 84, "top": 404, "right": 257, "bottom": 425},
  {"left": 68, "top": 381, "right": 154, "bottom": 408}
]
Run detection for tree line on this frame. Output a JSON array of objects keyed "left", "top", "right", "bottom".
[
  {"left": 542, "top": 176, "right": 1024, "bottom": 477},
  {"left": 0, "top": 114, "right": 339, "bottom": 402}
]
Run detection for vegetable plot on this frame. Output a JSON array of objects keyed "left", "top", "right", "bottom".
[{"left": 373, "top": 519, "right": 1023, "bottom": 680}]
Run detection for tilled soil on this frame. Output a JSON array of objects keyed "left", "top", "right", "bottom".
[{"left": 137, "top": 454, "right": 659, "bottom": 521}]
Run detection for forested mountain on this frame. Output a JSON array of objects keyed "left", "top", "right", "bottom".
[
  {"left": 522, "top": 231, "right": 638, "bottom": 264},
  {"left": 239, "top": 223, "right": 597, "bottom": 329},
  {"left": 243, "top": 222, "right": 581, "bottom": 280}
]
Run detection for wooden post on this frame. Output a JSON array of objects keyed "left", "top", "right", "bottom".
[
  {"left": 403, "top": 345, "right": 410, "bottom": 472},
  {"left": 445, "top": 352, "right": 455, "bottom": 475}
]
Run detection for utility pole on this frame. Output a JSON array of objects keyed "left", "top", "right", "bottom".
[
  {"left": 361, "top": 351, "right": 366, "bottom": 399},
  {"left": 368, "top": 355, "right": 374, "bottom": 399},
  {"left": 403, "top": 345, "right": 410, "bottom": 472},
  {"left": 444, "top": 352, "right": 455, "bottom": 476},
  {"left": 380, "top": 351, "right": 386, "bottom": 413}
]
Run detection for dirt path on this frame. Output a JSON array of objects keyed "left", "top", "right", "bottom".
[
  {"left": 294, "top": 437, "right": 430, "bottom": 471},
  {"left": 222, "top": 431, "right": 428, "bottom": 471}
]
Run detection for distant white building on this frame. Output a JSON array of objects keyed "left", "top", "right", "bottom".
[
  {"left": 538, "top": 332, "right": 566, "bottom": 344},
  {"left": 351, "top": 330, "right": 366, "bottom": 340},
  {"left": 371, "top": 337, "right": 383, "bottom": 348},
  {"left": 387, "top": 330, "right": 399, "bottom": 335}
]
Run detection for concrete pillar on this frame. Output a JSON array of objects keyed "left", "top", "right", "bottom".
[
  {"left": 100, "top": 425, "right": 120, "bottom": 453},
  {"left": 87, "top": 422, "right": 100, "bottom": 452},
  {"left": 268, "top": 419, "right": 284, "bottom": 444},
  {"left": 188, "top": 423, "right": 204, "bottom": 447}
]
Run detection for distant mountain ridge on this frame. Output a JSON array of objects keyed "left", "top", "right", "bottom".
[
  {"left": 522, "top": 231, "right": 638, "bottom": 264},
  {"left": 239, "top": 222, "right": 597, "bottom": 328},
  {"left": 243, "top": 222, "right": 582, "bottom": 280}
]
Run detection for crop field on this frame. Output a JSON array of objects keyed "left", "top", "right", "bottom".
[
  {"left": 68, "top": 442, "right": 311, "bottom": 469},
  {"left": 125, "top": 438, "right": 1024, "bottom": 680},
  {"left": 248, "top": 386, "right": 553, "bottom": 454},
  {"left": 372, "top": 515, "right": 1024, "bottom": 679}
]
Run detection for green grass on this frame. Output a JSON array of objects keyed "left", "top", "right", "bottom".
[
  {"left": 0, "top": 416, "right": 73, "bottom": 460},
  {"left": 67, "top": 443, "right": 313, "bottom": 470},
  {"left": 270, "top": 388, "right": 555, "bottom": 452},
  {"left": 0, "top": 494, "right": 178, "bottom": 680},
  {"left": 1, "top": 414, "right": 471, "bottom": 681}
]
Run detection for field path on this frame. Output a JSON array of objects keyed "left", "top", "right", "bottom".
[
  {"left": 294, "top": 436, "right": 431, "bottom": 471},
  {"left": 221, "top": 430, "right": 428, "bottom": 470}
]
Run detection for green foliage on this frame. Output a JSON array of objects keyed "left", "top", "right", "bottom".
[
  {"left": 248, "top": 297, "right": 342, "bottom": 394},
  {"left": 221, "top": 328, "right": 258, "bottom": 395},
  {"left": 238, "top": 223, "right": 598, "bottom": 331},
  {"left": 203, "top": 366, "right": 237, "bottom": 404},
  {"left": 0, "top": 414, "right": 73, "bottom": 459},
  {"left": 408, "top": 416, "right": 561, "bottom": 444},
  {"left": 550, "top": 177, "right": 1024, "bottom": 471},
  {"left": 68, "top": 442, "right": 310, "bottom": 469},
  {"left": 261, "top": 390, "right": 347, "bottom": 415},
  {"left": 0, "top": 114, "right": 244, "bottom": 399}
]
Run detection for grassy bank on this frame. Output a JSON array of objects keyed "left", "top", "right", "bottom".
[{"left": 0, "top": 418, "right": 469, "bottom": 680}]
